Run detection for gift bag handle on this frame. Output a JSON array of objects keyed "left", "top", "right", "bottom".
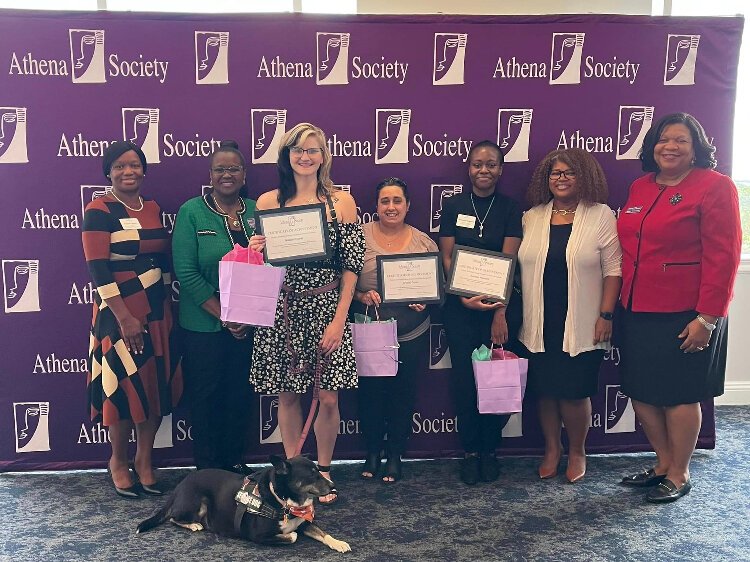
[
  {"left": 364, "top": 304, "right": 381, "bottom": 322},
  {"left": 490, "top": 342, "right": 508, "bottom": 360}
]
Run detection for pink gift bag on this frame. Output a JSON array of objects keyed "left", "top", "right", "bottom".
[
  {"left": 352, "top": 307, "right": 399, "bottom": 377},
  {"left": 218, "top": 245, "right": 285, "bottom": 327},
  {"left": 472, "top": 347, "right": 528, "bottom": 414}
]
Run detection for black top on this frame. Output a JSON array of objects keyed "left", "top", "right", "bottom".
[
  {"left": 542, "top": 223, "right": 572, "bottom": 351},
  {"left": 229, "top": 228, "right": 249, "bottom": 248},
  {"left": 438, "top": 190, "right": 522, "bottom": 251}
]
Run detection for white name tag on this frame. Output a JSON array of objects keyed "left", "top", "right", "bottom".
[
  {"left": 456, "top": 214, "right": 476, "bottom": 229},
  {"left": 119, "top": 218, "right": 142, "bottom": 230}
]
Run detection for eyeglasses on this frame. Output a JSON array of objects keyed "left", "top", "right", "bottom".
[
  {"left": 549, "top": 170, "right": 577, "bottom": 180},
  {"left": 111, "top": 162, "right": 143, "bottom": 171},
  {"left": 290, "top": 147, "right": 323, "bottom": 156},
  {"left": 211, "top": 166, "right": 244, "bottom": 175}
]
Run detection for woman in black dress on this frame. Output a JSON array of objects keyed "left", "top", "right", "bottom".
[
  {"left": 518, "top": 148, "right": 621, "bottom": 483},
  {"left": 438, "top": 140, "right": 523, "bottom": 485}
]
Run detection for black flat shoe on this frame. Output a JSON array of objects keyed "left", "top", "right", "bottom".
[
  {"left": 382, "top": 456, "right": 402, "bottom": 483},
  {"left": 480, "top": 454, "right": 499, "bottom": 482},
  {"left": 621, "top": 468, "right": 667, "bottom": 487},
  {"left": 225, "top": 464, "right": 255, "bottom": 477},
  {"left": 646, "top": 478, "right": 692, "bottom": 503},
  {"left": 107, "top": 466, "right": 140, "bottom": 499},
  {"left": 459, "top": 454, "right": 480, "bottom": 486},
  {"left": 361, "top": 452, "right": 382, "bottom": 479}
]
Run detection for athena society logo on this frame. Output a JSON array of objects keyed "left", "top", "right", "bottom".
[
  {"left": 549, "top": 32, "right": 585, "bottom": 85},
  {"left": 429, "top": 324, "right": 452, "bottom": 369},
  {"left": 251, "top": 109, "right": 287, "bottom": 164},
  {"left": 195, "top": 31, "right": 229, "bottom": 85},
  {"left": 375, "top": 109, "right": 411, "bottom": 164},
  {"left": 14, "top": 402, "right": 51, "bottom": 453},
  {"left": 80, "top": 185, "right": 113, "bottom": 218},
  {"left": 122, "top": 108, "right": 161, "bottom": 164},
  {"left": 664, "top": 34, "right": 700, "bottom": 86},
  {"left": 3, "top": 259, "right": 40, "bottom": 313},
  {"left": 605, "top": 385, "right": 636, "bottom": 433},
  {"left": 0, "top": 107, "right": 28, "bottom": 164},
  {"left": 616, "top": 105, "right": 654, "bottom": 160},
  {"left": 430, "top": 184, "right": 462, "bottom": 233},
  {"left": 496, "top": 109, "right": 533, "bottom": 162},
  {"left": 316, "top": 32, "right": 350, "bottom": 85},
  {"left": 69, "top": 29, "right": 106, "bottom": 84},
  {"left": 433, "top": 33, "right": 467, "bottom": 86},
  {"left": 259, "top": 394, "right": 282, "bottom": 444}
]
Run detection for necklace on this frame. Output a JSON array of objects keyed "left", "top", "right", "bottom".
[
  {"left": 212, "top": 195, "right": 241, "bottom": 228},
  {"left": 110, "top": 190, "right": 143, "bottom": 212},
  {"left": 551, "top": 208, "right": 576, "bottom": 216},
  {"left": 377, "top": 223, "right": 408, "bottom": 248},
  {"left": 470, "top": 193, "right": 495, "bottom": 238}
]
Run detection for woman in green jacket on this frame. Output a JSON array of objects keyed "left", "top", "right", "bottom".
[{"left": 172, "top": 140, "right": 256, "bottom": 473}]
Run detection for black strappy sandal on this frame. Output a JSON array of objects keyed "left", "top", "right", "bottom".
[
  {"left": 361, "top": 452, "right": 382, "bottom": 480},
  {"left": 382, "top": 455, "right": 402, "bottom": 483}
]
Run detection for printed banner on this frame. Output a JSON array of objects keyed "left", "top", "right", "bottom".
[{"left": 0, "top": 10, "right": 742, "bottom": 470}]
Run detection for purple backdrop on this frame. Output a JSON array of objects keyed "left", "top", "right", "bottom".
[{"left": 0, "top": 10, "right": 743, "bottom": 470}]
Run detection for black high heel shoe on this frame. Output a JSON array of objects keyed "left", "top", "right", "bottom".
[
  {"left": 382, "top": 455, "right": 402, "bottom": 483},
  {"left": 130, "top": 463, "right": 164, "bottom": 496},
  {"left": 107, "top": 465, "right": 140, "bottom": 499},
  {"left": 360, "top": 452, "right": 382, "bottom": 479}
]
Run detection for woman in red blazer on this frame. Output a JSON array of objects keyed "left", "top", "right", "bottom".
[{"left": 617, "top": 113, "right": 741, "bottom": 503}]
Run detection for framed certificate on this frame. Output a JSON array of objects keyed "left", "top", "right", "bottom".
[
  {"left": 445, "top": 245, "right": 516, "bottom": 303},
  {"left": 376, "top": 252, "right": 444, "bottom": 305},
  {"left": 254, "top": 203, "right": 332, "bottom": 266}
]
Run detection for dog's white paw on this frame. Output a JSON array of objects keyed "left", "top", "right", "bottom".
[
  {"left": 289, "top": 532, "right": 298, "bottom": 543},
  {"left": 186, "top": 523, "right": 204, "bottom": 532},
  {"left": 324, "top": 535, "right": 351, "bottom": 553}
]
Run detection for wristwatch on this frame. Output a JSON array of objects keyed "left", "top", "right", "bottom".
[
  {"left": 599, "top": 311, "right": 614, "bottom": 321},
  {"left": 696, "top": 315, "right": 717, "bottom": 332}
]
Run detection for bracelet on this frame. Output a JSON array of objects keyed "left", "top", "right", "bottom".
[{"left": 696, "top": 315, "right": 716, "bottom": 332}]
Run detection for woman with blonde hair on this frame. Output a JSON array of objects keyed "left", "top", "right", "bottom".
[
  {"left": 250, "top": 123, "right": 364, "bottom": 504},
  {"left": 519, "top": 147, "right": 622, "bottom": 483}
]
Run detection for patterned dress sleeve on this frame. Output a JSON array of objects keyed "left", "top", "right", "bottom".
[
  {"left": 82, "top": 201, "right": 120, "bottom": 300},
  {"left": 338, "top": 222, "right": 365, "bottom": 276}
]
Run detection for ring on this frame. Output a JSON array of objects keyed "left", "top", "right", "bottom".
[{"left": 697, "top": 346, "right": 704, "bottom": 351}]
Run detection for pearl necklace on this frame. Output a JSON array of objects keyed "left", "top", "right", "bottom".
[
  {"left": 212, "top": 195, "right": 242, "bottom": 228},
  {"left": 110, "top": 190, "right": 143, "bottom": 212}
]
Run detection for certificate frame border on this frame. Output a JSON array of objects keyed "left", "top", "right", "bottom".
[
  {"left": 376, "top": 252, "right": 444, "bottom": 305},
  {"left": 254, "top": 203, "right": 332, "bottom": 266},
  {"left": 445, "top": 245, "right": 516, "bottom": 303}
]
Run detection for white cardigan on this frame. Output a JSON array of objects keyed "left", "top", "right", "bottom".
[{"left": 518, "top": 201, "right": 622, "bottom": 356}]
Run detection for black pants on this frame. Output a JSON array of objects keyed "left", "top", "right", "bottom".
[
  {"left": 443, "top": 296, "right": 520, "bottom": 455},
  {"left": 357, "top": 332, "right": 425, "bottom": 456},
  {"left": 181, "top": 328, "right": 254, "bottom": 470}
]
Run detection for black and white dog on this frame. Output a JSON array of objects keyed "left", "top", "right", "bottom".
[{"left": 136, "top": 455, "right": 350, "bottom": 552}]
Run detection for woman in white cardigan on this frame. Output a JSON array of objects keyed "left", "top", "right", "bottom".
[{"left": 518, "top": 148, "right": 622, "bottom": 483}]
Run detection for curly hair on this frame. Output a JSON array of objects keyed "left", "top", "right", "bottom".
[
  {"left": 526, "top": 148, "right": 608, "bottom": 207},
  {"left": 638, "top": 112, "right": 717, "bottom": 172},
  {"left": 276, "top": 122, "right": 334, "bottom": 207}
]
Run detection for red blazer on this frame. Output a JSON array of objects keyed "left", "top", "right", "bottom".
[{"left": 617, "top": 168, "right": 741, "bottom": 317}]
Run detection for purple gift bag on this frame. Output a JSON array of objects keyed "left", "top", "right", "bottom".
[
  {"left": 218, "top": 251, "right": 285, "bottom": 327},
  {"left": 352, "top": 307, "right": 399, "bottom": 377},
  {"left": 472, "top": 347, "right": 528, "bottom": 414}
]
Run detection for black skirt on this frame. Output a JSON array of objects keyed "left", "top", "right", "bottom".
[{"left": 619, "top": 309, "right": 728, "bottom": 406}]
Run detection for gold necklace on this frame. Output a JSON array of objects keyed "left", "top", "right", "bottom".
[
  {"left": 110, "top": 190, "right": 143, "bottom": 211},
  {"left": 377, "top": 223, "right": 407, "bottom": 248},
  {"left": 212, "top": 195, "right": 241, "bottom": 228},
  {"left": 551, "top": 208, "right": 576, "bottom": 215}
]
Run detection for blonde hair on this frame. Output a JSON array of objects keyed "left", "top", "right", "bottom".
[{"left": 277, "top": 122, "right": 334, "bottom": 206}]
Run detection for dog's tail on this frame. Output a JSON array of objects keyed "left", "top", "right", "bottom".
[{"left": 136, "top": 498, "right": 173, "bottom": 535}]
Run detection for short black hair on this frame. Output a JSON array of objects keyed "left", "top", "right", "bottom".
[
  {"left": 102, "top": 140, "right": 147, "bottom": 179},
  {"left": 210, "top": 139, "right": 246, "bottom": 168},
  {"left": 375, "top": 177, "right": 409, "bottom": 204},
  {"left": 639, "top": 112, "right": 716, "bottom": 172},
  {"left": 468, "top": 140, "right": 505, "bottom": 165}
]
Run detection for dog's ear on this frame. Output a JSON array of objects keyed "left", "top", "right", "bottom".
[{"left": 269, "top": 455, "right": 290, "bottom": 475}]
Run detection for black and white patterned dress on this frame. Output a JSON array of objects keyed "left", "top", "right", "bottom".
[{"left": 250, "top": 221, "right": 364, "bottom": 393}]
